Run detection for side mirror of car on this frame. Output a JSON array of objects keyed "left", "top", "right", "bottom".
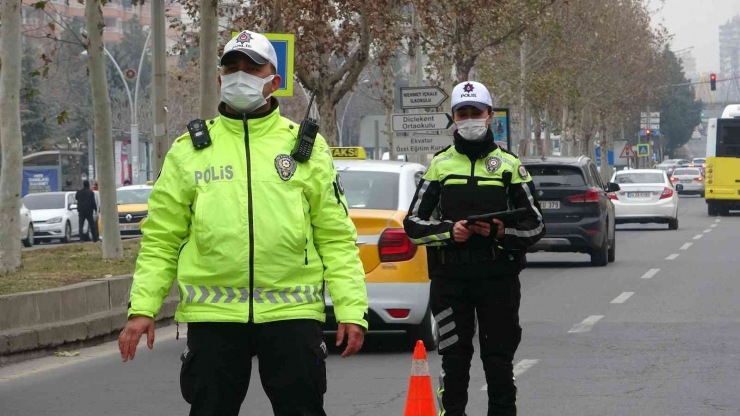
[
  {"left": 69, "top": 204, "right": 77, "bottom": 211},
  {"left": 606, "top": 182, "right": 620, "bottom": 193}
]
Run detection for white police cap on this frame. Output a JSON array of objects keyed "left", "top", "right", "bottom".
[
  {"left": 451, "top": 81, "right": 493, "bottom": 112},
  {"left": 222, "top": 30, "right": 278, "bottom": 71}
]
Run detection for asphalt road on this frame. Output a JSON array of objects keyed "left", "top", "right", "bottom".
[{"left": 2, "top": 196, "right": 739, "bottom": 415}]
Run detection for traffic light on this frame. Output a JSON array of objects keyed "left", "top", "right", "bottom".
[
  {"left": 710, "top": 73, "right": 717, "bottom": 91},
  {"left": 645, "top": 128, "right": 651, "bottom": 137}
]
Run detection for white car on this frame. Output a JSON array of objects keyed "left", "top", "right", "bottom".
[
  {"left": 609, "top": 169, "right": 679, "bottom": 230},
  {"left": 670, "top": 167, "right": 705, "bottom": 197},
  {"left": 20, "top": 203, "right": 34, "bottom": 247},
  {"left": 22, "top": 192, "right": 81, "bottom": 243}
]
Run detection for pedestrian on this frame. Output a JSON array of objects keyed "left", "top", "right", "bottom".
[
  {"left": 62, "top": 179, "right": 75, "bottom": 191},
  {"left": 118, "top": 29, "right": 368, "bottom": 416},
  {"left": 123, "top": 179, "right": 132, "bottom": 186},
  {"left": 403, "top": 81, "right": 546, "bottom": 416},
  {"left": 75, "top": 180, "right": 99, "bottom": 243}
]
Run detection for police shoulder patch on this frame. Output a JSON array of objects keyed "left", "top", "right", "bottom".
[
  {"left": 518, "top": 165, "right": 529, "bottom": 179},
  {"left": 485, "top": 157, "right": 502, "bottom": 173},
  {"left": 275, "top": 154, "right": 297, "bottom": 181}
]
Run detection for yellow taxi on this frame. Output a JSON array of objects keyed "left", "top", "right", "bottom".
[
  {"left": 327, "top": 147, "right": 438, "bottom": 350},
  {"left": 98, "top": 184, "right": 153, "bottom": 236}
]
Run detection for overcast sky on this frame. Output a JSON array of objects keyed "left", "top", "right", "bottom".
[{"left": 652, "top": 0, "right": 740, "bottom": 73}]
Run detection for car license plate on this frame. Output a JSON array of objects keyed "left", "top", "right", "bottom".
[
  {"left": 540, "top": 201, "right": 560, "bottom": 209},
  {"left": 681, "top": 180, "right": 692, "bottom": 183},
  {"left": 627, "top": 192, "right": 651, "bottom": 198},
  {"left": 119, "top": 224, "right": 140, "bottom": 231}
]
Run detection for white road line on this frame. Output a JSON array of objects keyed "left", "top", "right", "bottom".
[
  {"left": 568, "top": 315, "right": 604, "bottom": 333},
  {"left": 715, "top": 219, "right": 721, "bottom": 223},
  {"left": 666, "top": 254, "right": 680, "bottom": 260},
  {"left": 693, "top": 234, "right": 704, "bottom": 240},
  {"left": 710, "top": 224, "right": 717, "bottom": 228},
  {"left": 481, "top": 359, "right": 539, "bottom": 391},
  {"left": 703, "top": 229, "right": 712, "bottom": 233},
  {"left": 611, "top": 292, "right": 634, "bottom": 304},
  {"left": 680, "top": 243, "right": 693, "bottom": 250},
  {"left": 641, "top": 268, "right": 660, "bottom": 279}
]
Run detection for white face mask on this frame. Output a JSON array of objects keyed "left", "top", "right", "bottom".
[
  {"left": 455, "top": 118, "right": 490, "bottom": 142},
  {"left": 220, "top": 71, "right": 275, "bottom": 113}
]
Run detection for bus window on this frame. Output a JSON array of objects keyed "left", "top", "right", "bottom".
[{"left": 717, "top": 119, "right": 740, "bottom": 157}]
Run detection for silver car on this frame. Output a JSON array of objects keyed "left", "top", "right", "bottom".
[{"left": 671, "top": 168, "right": 705, "bottom": 196}]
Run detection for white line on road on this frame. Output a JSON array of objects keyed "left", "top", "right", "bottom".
[
  {"left": 611, "top": 292, "right": 635, "bottom": 304},
  {"left": 715, "top": 219, "right": 721, "bottom": 223},
  {"left": 641, "top": 268, "right": 660, "bottom": 279},
  {"left": 703, "top": 229, "right": 712, "bottom": 233},
  {"left": 666, "top": 254, "right": 680, "bottom": 260},
  {"left": 568, "top": 315, "right": 604, "bottom": 333},
  {"left": 710, "top": 224, "right": 717, "bottom": 228},
  {"left": 680, "top": 243, "right": 693, "bottom": 250},
  {"left": 693, "top": 234, "right": 704, "bottom": 240},
  {"left": 481, "top": 359, "right": 539, "bottom": 391}
]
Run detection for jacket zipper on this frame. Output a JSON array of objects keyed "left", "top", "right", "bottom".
[
  {"left": 243, "top": 115, "right": 256, "bottom": 323},
  {"left": 305, "top": 238, "right": 309, "bottom": 265}
]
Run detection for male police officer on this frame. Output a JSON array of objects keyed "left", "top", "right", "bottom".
[
  {"left": 118, "top": 30, "right": 369, "bottom": 416},
  {"left": 404, "top": 81, "right": 545, "bottom": 416}
]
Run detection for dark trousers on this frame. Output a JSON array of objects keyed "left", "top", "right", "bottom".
[
  {"left": 180, "top": 319, "right": 328, "bottom": 416},
  {"left": 78, "top": 211, "right": 99, "bottom": 242},
  {"left": 431, "top": 273, "right": 522, "bottom": 416}
]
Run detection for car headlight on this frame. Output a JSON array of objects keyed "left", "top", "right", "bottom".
[{"left": 48, "top": 216, "right": 63, "bottom": 224}]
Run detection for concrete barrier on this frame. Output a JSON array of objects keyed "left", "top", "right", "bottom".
[{"left": 0, "top": 275, "right": 179, "bottom": 364}]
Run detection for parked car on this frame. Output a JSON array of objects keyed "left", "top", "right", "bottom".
[
  {"left": 21, "top": 192, "right": 80, "bottom": 243},
  {"left": 609, "top": 169, "right": 679, "bottom": 230},
  {"left": 522, "top": 156, "right": 620, "bottom": 267},
  {"left": 670, "top": 168, "right": 705, "bottom": 196},
  {"left": 20, "top": 203, "right": 34, "bottom": 247}
]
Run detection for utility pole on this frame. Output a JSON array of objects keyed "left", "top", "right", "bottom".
[
  {"left": 152, "top": 0, "right": 168, "bottom": 180},
  {"left": 518, "top": 36, "right": 528, "bottom": 156}
]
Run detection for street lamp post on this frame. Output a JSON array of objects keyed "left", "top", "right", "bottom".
[{"left": 82, "top": 29, "right": 152, "bottom": 185}]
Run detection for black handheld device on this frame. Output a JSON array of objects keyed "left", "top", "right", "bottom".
[
  {"left": 465, "top": 208, "right": 527, "bottom": 227},
  {"left": 187, "top": 119, "right": 212, "bottom": 150},
  {"left": 291, "top": 89, "right": 320, "bottom": 163}
]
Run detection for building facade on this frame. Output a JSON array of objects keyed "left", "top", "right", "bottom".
[{"left": 719, "top": 15, "right": 740, "bottom": 77}]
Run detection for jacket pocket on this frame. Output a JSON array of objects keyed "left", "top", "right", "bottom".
[{"left": 192, "top": 186, "right": 245, "bottom": 259}]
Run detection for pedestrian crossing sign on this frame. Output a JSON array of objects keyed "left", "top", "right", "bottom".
[
  {"left": 619, "top": 143, "right": 636, "bottom": 159},
  {"left": 637, "top": 144, "right": 650, "bottom": 157}
]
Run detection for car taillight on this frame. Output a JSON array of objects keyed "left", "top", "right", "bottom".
[
  {"left": 567, "top": 189, "right": 600, "bottom": 203},
  {"left": 607, "top": 193, "right": 618, "bottom": 200},
  {"left": 659, "top": 187, "right": 674, "bottom": 200},
  {"left": 386, "top": 309, "right": 410, "bottom": 319},
  {"left": 378, "top": 229, "right": 417, "bottom": 262},
  {"left": 694, "top": 177, "right": 703, "bottom": 181},
  {"left": 670, "top": 176, "right": 679, "bottom": 182}
]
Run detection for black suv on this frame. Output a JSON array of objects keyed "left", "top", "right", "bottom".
[{"left": 522, "top": 156, "right": 621, "bottom": 267}]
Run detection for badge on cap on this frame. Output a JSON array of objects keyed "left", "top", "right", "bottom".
[
  {"left": 275, "top": 154, "right": 297, "bottom": 181},
  {"left": 463, "top": 83, "right": 475, "bottom": 92},
  {"left": 518, "top": 165, "right": 529, "bottom": 179},
  {"left": 236, "top": 31, "right": 252, "bottom": 47},
  {"left": 485, "top": 157, "right": 502, "bottom": 173}
]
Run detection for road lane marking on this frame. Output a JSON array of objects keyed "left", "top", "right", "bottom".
[
  {"left": 680, "top": 243, "right": 693, "bottom": 250},
  {"left": 481, "top": 359, "right": 539, "bottom": 391},
  {"left": 568, "top": 315, "right": 604, "bottom": 333},
  {"left": 666, "top": 254, "right": 680, "bottom": 260},
  {"left": 641, "top": 269, "right": 660, "bottom": 279},
  {"left": 703, "top": 229, "right": 712, "bottom": 233},
  {"left": 693, "top": 234, "right": 704, "bottom": 240},
  {"left": 710, "top": 224, "right": 717, "bottom": 228},
  {"left": 715, "top": 219, "right": 721, "bottom": 223},
  {"left": 611, "top": 292, "right": 634, "bottom": 304},
  {"left": 0, "top": 326, "right": 183, "bottom": 382}
]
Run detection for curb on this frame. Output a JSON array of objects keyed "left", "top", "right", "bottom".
[{"left": 0, "top": 275, "right": 179, "bottom": 367}]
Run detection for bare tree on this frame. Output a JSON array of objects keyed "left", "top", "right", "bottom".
[
  {"left": 199, "top": 0, "right": 220, "bottom": 119},
  {"left": 85, "top": 0, "right": 123, "bottom": 259},
  {"left": 0, "top": 0, "right": 24, "bottom": 274}
]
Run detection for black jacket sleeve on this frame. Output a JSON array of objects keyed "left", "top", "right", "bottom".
[
  {"left": 403, "top": 178, "right": 455, "bottom": 247},
  {"left": 502, "top": 181, "right": 546, "bottom": 250}
]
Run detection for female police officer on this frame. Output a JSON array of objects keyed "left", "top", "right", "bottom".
[{"left": 404, "top": 81, "right": 545, "bottom": 416}]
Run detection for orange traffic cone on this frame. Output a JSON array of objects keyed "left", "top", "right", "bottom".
[{"left": 403, "top": 340, "right": 437, "bottom": 416}]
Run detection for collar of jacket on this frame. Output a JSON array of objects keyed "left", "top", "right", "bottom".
[
  {"left": 216, "top": 97, "right": 282, "bottom": 136},
  {"left": 453, "top": 130, "right": 498, "bottom": 159}
]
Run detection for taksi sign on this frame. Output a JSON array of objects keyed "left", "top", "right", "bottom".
[
  {"left": 393, "top": 136, "right": 453, "bottom": 155},
  {"left": 391, "top": 113, "right": 452, "bottom": 132},
  {"left": 400, "top": 86, "right": 448, "bottom": 109},
  {"left": 330, "top": 147, "right": 367, "bottom": 159}
]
